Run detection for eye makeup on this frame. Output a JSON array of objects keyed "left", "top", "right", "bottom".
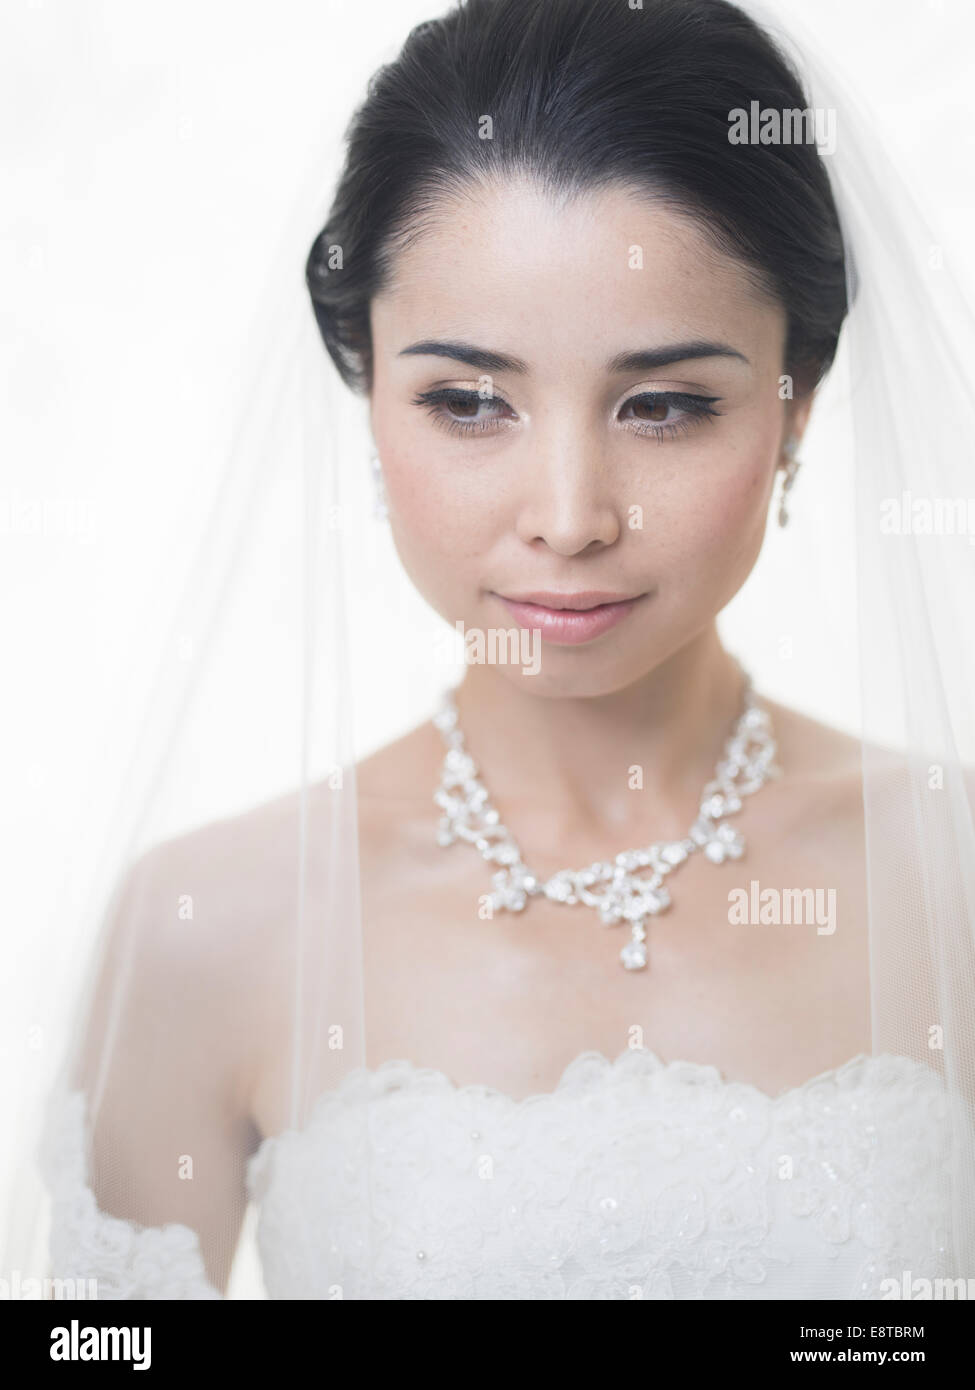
[{"left": 410, "top": 385, "right": 723, "bottom": 442}]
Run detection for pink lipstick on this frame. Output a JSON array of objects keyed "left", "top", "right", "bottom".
[{"left": 492, "top": 590, "right": 645, "bottom": 645}]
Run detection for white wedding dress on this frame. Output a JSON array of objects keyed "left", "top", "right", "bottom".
[{"left": 41, "top": 1045, "right": 954, "bottom": 1300}]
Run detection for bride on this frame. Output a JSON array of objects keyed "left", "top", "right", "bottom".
[{"left": 20, "top": 0, "right": 975, "bottom": 1301}]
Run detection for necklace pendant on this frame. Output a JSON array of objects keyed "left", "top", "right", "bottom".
[
  {"left": 433, "top": 665, "right": 777, "bottom": 972},
  {"left": 620, "top": 924, "right": 649, "bottom": 971}
]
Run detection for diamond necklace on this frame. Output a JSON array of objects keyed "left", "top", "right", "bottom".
[{"left": 433, "top": 668, "right": 779, "bottom": 970}]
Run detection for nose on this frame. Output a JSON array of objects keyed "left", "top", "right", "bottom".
[{"left": 513, "top": 422, "right": 621, "bottom": 555}]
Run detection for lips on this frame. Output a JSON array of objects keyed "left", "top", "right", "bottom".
[{"left": 492, "top": 590, "right": 646, "bottom": 645}]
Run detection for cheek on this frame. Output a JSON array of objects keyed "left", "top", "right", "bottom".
[
  {"left": 384, "top": 447, "right": 499, "bottom": 558},
  {"left": 371, "top": 409, "right": 500, "bottom": 613},
  {"left": 651, "top": 444, "right": 774, "bottom": 592},
  {"left": 374, "top": 376, "right": 530, "bottom": 544}
]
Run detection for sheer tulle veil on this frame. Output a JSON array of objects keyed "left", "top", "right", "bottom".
[{"left": 3, "top": 0, "right": 974, "bottom": 1298}]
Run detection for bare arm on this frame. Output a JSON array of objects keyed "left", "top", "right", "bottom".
[{"left": 64, "top": 832, "right": 270, "bottom": 1296}]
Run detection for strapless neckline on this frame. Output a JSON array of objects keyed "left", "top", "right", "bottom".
[
  {"left": 246, "top": 1046, "right": 936, "bottom": 1178},
  {"left": 39, "top": 1046, "right": 950, "bottom": 1301}
]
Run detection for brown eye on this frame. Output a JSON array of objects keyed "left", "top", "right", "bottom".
[
  {"left": 618, "top": 390, "right": 723, "bottom": 439},
  {"left": 411, "top": 386, "right": 517, "bottom": 437},
  {"left": 628, "top": 395, "right": 671, "bottom": 422},
  {"left": 444, "top": 390, "right": 482, "bottom": 419}
]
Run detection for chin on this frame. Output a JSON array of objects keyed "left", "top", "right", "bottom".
[{"left": 490, "top": 652, "right": 657, "bottom": 701}]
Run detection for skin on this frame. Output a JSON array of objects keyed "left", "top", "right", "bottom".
[
  {"left": 95, "top": 177, "right": 875, "bottom": 1294},
  {"left": 339, "top": 179, "right": 870, "bottom": 1112}
]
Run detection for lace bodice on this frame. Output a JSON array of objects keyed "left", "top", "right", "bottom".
[{"left": 41, "top": 1048, "right": 954, "bottom": 1300}]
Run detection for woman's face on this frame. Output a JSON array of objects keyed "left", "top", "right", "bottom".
[{"left": 369, "top": 177, "right": 809, "bottom": 698}]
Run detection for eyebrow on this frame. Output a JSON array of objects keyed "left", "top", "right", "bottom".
[{"left": 398, "top": 339, "right": 749, "bottom": 373}]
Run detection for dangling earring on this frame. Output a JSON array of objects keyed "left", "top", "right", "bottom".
[
  {"left": 370, "top": 452, "right": 389, "bottom": 522},
  {"left": 777, "top": 436, "right": 801, "bottom": 527}
]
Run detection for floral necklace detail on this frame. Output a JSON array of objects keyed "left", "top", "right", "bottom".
[{"left": 433, "top": 669, "right": 778, "bottom": 970}]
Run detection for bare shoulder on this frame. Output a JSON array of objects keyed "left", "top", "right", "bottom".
[
  {"left": 104, "top": 787, "right": 314, "bottom": 1012},
  {"left": 107, "top": 777, "right": 358, "bottom": 1058},
  {"left": 355, "top": 715, "right": 444, "bottom": 850},
  {"left": 757, "top": 694, "right": 975, "bottom": 842},
  {"left": 356, "top": 716, "right": 443, "bottom": 799},
  {"left": 762, "top": 696, "right": 860, "bottom": 779},
  {"left": 127, "top": 714, "right": 441, "bottom": 944},
  {"left": 132, "top": 782, "right": 318, "bottom": 941},
  {"left": 89, "top": 781, "right": 349, "bottom": 1120},
  {"left": 751, "top": 696, "right": 867, "bottom": 846}
]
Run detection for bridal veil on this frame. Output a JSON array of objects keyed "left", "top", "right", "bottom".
[{"left": 3, "top": 0, "right": 974, "bottom": 1299}]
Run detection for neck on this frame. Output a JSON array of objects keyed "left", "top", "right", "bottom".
[{"left": 450, "top": 627, "right": 746, "bottom": 858}]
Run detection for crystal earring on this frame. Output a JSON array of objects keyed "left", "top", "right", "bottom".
[
  {"left": 777, "top": 437, "right": 801, "bottom": 527},
  {"left": 370, "top": 452, "right": 389, "bottom": 522}
]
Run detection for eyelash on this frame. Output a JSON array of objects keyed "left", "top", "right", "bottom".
[{"left": 410, "top": 387, "right": 723, "bottom": 441}]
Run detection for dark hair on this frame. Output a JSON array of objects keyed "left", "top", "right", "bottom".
[{"left": 307, "top": 0, "right": 851, "bottom": 397}]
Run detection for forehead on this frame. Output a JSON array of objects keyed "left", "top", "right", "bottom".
[{"left": 369, "top": 176, "right": 784, "bottom": 372}]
